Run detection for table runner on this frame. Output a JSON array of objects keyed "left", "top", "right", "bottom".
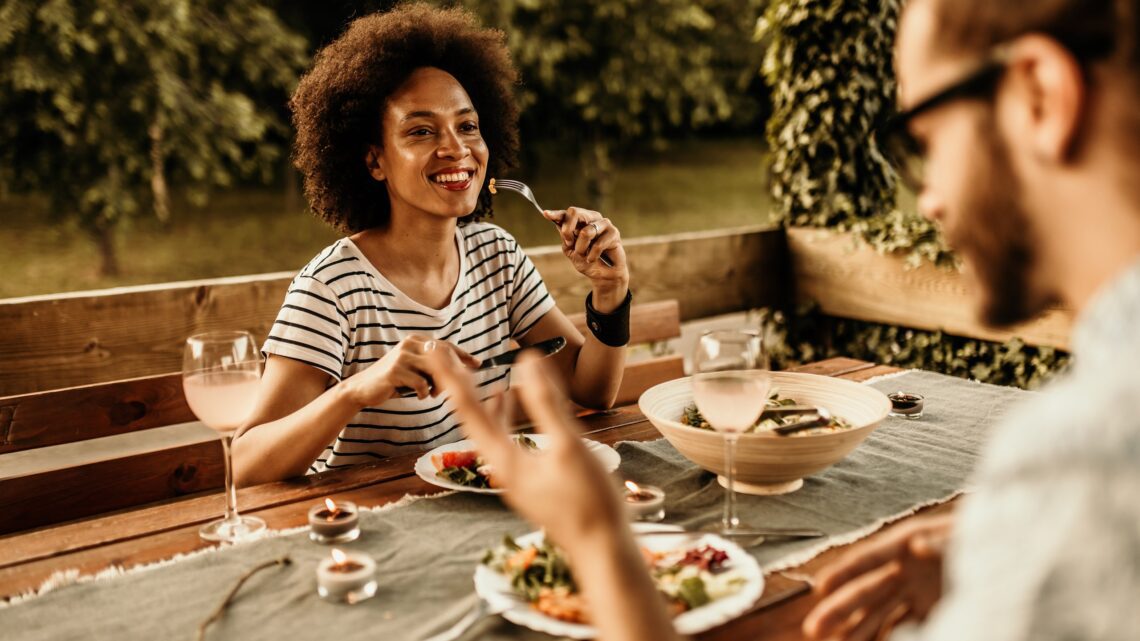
[{"left": 1, "top": 370, "right": 1028, "bottom": 640}]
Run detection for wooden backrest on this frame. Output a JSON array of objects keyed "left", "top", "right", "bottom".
[
  {"left": 0, "top": 226, "right": 787, "bottom": 397},
  {"left": 787, "top": 227, "right": 1073, "bottom": 350},
  {"left": 0, "top": 300, "right": 683, "bottom": 534}
]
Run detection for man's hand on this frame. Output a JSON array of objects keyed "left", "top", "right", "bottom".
[
  {"left": 803, "top": 513, "right": 953, "bottom": 641},
  {"left": 430, "top": 350, "right": 625, "bottom": 553}
]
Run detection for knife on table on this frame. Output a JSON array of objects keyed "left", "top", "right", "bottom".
[{"left": 396, "top": 336, "right": 566, "bottom": 398}]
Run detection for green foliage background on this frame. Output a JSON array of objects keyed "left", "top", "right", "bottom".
[
  {"left": 0, "top": 0, "right": 309, "bottom": 275},
  {"left": 460, "top": 0, "right": 767, "bottom": 206},
  {"left": 758, "top": 0, "right": 1070, "bottom": 389}
]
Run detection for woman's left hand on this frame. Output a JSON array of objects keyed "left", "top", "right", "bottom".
[{"left": 543, "top": 207, "right": 629, "bottom": 287}]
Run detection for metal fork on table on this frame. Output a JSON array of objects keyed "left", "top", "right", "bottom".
[
  {"left": 493, "top": 179, "right": 616, "bottom": 267},
  {"left": 421, "top": 597, "right": 510, "bottom": 641}
]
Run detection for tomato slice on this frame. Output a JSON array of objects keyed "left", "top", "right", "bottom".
[{"left": 432, "top": 450, "right": 478, "bottom": 471}]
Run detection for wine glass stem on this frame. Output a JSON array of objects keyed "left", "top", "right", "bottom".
[
  {"left": 220, "top": 434, "right": 240, "bottom": 524},
  {"left": 723, "top": 433, "right": 740, "bottom": 530}
]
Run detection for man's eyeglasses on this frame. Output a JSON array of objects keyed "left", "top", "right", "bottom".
[{"left": 876, "top": 53, "right": 1010, "bottom": 191}]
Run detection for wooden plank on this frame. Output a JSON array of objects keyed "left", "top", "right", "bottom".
[
  {"left": 0, "top": 300, "right": 678, "bottom": 453},
  {"left": 0, "top": 440, "right": 225, "bottom": 535},
  {"left": 0, "top": 272, "right": 295, "bottom": 397},
  {"left": 0, "top": 227, "right": 782, "bottom": 396},
  {"left": 0, "top": 373, "right": 192, "bottom": 454},
  {"left": 613, "top": 354, "right": 685, "bottom": 407},
  {"left": 787, "top": 227, "right": 1073, "bottom": 350},
  {"left": 532, "top": 225, "right": 789, "bottom": 322}
]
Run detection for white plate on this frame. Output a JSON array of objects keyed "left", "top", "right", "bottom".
[
  {"left": 472, "top": 523, "right": 764, "bottom": 639},
  {"left": 414, "top": 434, "right": 622, "bottom": 495}
]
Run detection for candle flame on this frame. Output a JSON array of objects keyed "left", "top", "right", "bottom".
[
  {"left": 325, "top": 498, "right": 338, "bottom": 511},
  {"left": 624, "top": 481, "right": 640, "bottom": 493},
  {"left": 331, "top": 548, "right": 348, "bottom": 564}
]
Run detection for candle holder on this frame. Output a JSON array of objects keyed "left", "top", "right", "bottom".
[
  {"left": 888, "top": 391, "right": 925, "bottom": 420},
  {"left": 308, "top": 499, "right": 361, "bottom": 544},
  {"left": 623, "top": 481, "right": 666, "bottom": 522},
  {"left": 317, "top": 549, "right": 377, "bottom": 604}
]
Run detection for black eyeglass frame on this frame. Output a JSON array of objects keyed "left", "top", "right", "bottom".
[{"left": 876, "top": 50, "right": 1012, "bottom": 190}]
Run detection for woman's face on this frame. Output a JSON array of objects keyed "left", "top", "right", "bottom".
[{"left": 368, "top": 67, "right": 489, "bottom": 222}]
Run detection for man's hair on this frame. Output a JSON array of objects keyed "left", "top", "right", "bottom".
[
  {"left": 933, "top": 0, "right": 1131, "bottom": 66},
  {"left": 289, "top": 3, "right": 520, "bottom": 233}
]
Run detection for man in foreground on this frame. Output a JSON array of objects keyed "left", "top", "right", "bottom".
[{"left": 805, "top": 0, "right": 1140, "bottom": 638}]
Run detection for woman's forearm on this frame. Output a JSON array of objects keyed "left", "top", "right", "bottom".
[
  {"left": 568, "top": 337, "right": 626, "bottom": 409},
  {"left": 566, "top": 282, "right": 629, "bottom": 409},
  {"left": 232, "top": 383, "right": 365, "bottom": 486}
]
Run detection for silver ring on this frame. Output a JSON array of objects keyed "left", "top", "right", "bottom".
[
  {"left": 422, "top": 340, "right": 437, "bottom": 354},
  {"left": 589, "top": 222, "right": 601, "bottom": 235}
]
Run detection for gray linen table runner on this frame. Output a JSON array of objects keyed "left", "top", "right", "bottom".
[{"left": 0, "top": 370, "right": 1028, "bottom": 640}]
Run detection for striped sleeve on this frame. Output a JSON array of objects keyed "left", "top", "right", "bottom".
[
  {"left": 507, "top": 242, "right": 556, "bottom": 339},
  {"left": 263, "top": 275, "right": 350, "bottom": 381}
]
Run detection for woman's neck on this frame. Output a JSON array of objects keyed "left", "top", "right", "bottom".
[{"left": 350, "top": 212, "right": 462, "bottom": 310}]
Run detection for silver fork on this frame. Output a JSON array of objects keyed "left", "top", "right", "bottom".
[
  {"left": 494, "top": 179, "right": 615, "bottom": 267},
  {"left": 421, "top": 597, "right": 511, "bottom": 641}
]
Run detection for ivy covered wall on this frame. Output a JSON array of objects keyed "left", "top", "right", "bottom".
[{"left": 756, "top": 0, "right": 1070, "bottom": 389}]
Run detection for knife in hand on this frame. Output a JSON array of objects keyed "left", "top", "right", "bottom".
[{"left": 396, "top": 336, "right": 566, "bottom": 398}]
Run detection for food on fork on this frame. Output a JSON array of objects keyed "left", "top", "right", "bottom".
[
  {"left": 488, "top": 177, "right": 497, "bottom": 194},
  {"left": 430, "top": 434, "right": 538, "bottom": 488}
]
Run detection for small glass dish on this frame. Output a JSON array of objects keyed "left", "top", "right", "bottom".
[{"left": 888, "top": 391, "right": 924, "bottom": 420}]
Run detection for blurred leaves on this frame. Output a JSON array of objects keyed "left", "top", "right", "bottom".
[
  {"left": 757, "top": 304, "right": 1071, "bottom": 390},
  {"left": 458, "top": 0, "right": 767, "bottom": 206},
  {"left": 758, "top": 0, "right": 1067, "bottom": 385},
  {"left": 0, "top": 0, "right": 308, "bottom": 273}
]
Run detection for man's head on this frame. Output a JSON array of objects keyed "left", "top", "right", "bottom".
[{"left": 892, "top": 0, "right": 1140, "bottom": 325}]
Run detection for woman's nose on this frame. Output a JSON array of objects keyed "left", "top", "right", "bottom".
[{"left": 436, "top": 129, "right": 470, "bottom": 159}]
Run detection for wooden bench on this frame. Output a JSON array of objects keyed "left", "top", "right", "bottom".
[{"left": 0, "top": 300, "right": 683, "bottom": 535}]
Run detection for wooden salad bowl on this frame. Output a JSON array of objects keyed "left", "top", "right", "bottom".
[{"left": 638, "top": 372, "right": 891, "bottom": 495}]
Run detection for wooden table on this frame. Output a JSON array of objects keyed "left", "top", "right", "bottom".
[{"left": 0, "top": 357, "right": 955, "bottom": 639}]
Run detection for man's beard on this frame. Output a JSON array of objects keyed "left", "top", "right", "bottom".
[{"left": 949, "top": 116, "right": 1057, "bottom": 327}]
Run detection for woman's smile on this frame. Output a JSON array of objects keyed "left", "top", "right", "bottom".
[{"left": 430, "top": 166, "right": 477, "bottom": 192}]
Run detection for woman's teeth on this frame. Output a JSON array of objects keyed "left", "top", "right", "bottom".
[{"left": 433, "top": 172, "right": 470, "bottom": 183}]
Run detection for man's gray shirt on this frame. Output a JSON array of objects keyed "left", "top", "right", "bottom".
[{"left": 907, "top": 260, "right": 1140, "bottom": 640}]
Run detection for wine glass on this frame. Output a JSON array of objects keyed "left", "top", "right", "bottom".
[
  {"left": 183, "top": 330, "right": 266, "bottom": 542},
  {"left": 691, "top": 329, "right": 770, "bottom": 534}
]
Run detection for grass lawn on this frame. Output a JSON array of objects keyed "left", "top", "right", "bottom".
[{"left": 0, "top": 138, "right": 773, "bottom": 299}]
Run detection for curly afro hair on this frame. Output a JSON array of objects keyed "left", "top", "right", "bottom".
[{"left": 290, "top": 3, "right": 520, "bottom": 233}]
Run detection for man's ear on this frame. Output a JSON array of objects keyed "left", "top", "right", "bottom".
[
  {"left": 365, "top": 146, "right": 386, "bottom": 182},
  {"left": 1005, "top": 34, "right": 1086, "bottom": 162}
]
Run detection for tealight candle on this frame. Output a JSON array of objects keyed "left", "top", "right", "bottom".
[
  {"left": 623, "top": 481, "right": 666, "bottom": 522},
  {"left": 888, "top": 391, "right": 925, "bottom": 420},
  {"left": 308, "top": 499, "right": 361, "bottom": 544},
  {"left": 317, "top": 548, "right": 377, "bottom": 604}
]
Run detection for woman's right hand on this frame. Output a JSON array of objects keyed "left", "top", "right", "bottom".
[{"left": 342, "top": 335, "right": 479, "bottom": 406}]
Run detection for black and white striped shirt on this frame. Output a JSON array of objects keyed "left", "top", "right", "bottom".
[{"left": 262, "top": 223, "right": 555, "bottom": 472}]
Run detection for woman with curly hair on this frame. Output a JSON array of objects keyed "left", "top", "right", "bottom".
[{"left": 232, "top": 3, "right": 631, "bottom": 485}]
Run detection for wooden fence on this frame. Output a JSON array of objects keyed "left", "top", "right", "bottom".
[{"left": 0, "top": 226, "right": 1075, "bottom": 398}]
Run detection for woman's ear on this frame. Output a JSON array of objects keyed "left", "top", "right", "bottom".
[{"left": 365, "top": 146, "right": 386, "bottom": 182}]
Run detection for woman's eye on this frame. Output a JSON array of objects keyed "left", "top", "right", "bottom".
[
  {"left": 409, "top": 128, "right": 432, "bottom": 136},
  {"left": 460, "top": 122, "right": 479, "bottom": 133}
]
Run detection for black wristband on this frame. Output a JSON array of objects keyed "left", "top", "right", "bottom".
[{"left": 585, "top": 290, "right": 632, "bottom": 347}]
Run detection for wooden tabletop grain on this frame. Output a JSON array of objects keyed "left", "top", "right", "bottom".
[{"left": 0, "top": 357, "right": 958, "bottom": 640}]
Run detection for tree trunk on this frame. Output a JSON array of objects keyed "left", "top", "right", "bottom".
[
  {"left": 149, "top": 122, "right": 171, "bottom": 226},
  {"left": 94, "top": 224, "right": 121, "bottom": 277},
  {"left": 581, "top": 129, "right": 613, "bottom": 212}
]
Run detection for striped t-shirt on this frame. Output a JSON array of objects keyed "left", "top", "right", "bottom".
[{"left": 262, "top": 222, "right": 556, "bottom": 473}]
